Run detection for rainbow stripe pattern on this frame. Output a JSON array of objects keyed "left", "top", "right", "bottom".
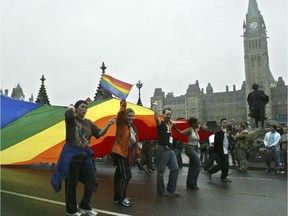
[
  {"left": 0, "top": 95, "right": 158, "bottom": 165},
  {"left": 1, "top": 94, "right": 212, "bottom": 165},
  {"left": 100, "top": 74, "right": 133, "bottom": 100}
]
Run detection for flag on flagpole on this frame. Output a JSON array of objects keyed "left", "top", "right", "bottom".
[{"left": 100, "top": 74, "right": 133, "bottom": 100}]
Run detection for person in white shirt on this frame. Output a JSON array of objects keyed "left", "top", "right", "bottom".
[
  {"left": 205, "top": 119, "right": 231, "bottom": 183},
  {"left": 263, "top": 125, "right": 281, "bottom": 173}
]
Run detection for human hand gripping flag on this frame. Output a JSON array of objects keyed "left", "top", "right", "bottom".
[{"left": 100, "top": 74, "right": 133, "bottom": 100}]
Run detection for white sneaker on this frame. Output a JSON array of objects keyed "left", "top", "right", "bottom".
[
  {"left": 80, "top": 208, "right": 98, "bottom": 216},
  {"left": 121, "top": 197, "right": 132, "bottom": 207},
  {"left": 66, "top": 212, "right": 82, "bottom": 216}
]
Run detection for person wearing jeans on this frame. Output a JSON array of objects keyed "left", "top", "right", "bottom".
[
  {"left": 264, "top": 125, "right": 281, "bottom": 173},
  {"left": 174, "top": 117, "right": 201, "bottom": 190},
  {"left": 156, "top": 145, "right": 179, "bottom": 194},
  {"left": 151, "top": 103, "right": 180, "bottom": 197}
]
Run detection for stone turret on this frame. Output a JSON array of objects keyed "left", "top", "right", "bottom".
[
  {"left": 276, "top": 77, "right": 285, "bottom": 87},
  {"left": 186, "top": 80, "right": 201, "bottom": 96},
  {"left": 94, "top": 62, "right": 112, "bottom": 101},
  {"left": 206, "top": 83, "right": 213, "bottom": 94},
  {"left": 11, "top": 84, "right": 25, "bottom": 100},
  {"left": 29, "top": 94, "right": 34, "bottom": 103}
]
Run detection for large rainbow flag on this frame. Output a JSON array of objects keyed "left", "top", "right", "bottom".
[
  {"left": 100, "top": 74, "right": 133, "bottom": 100},
  {"left": 0, "top": 94, "right": 212, "bottom": 165},
  {"left": 0, "top": 95, "right": 158, "bottom": 165}
]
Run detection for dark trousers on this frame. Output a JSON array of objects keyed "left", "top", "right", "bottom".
[
  {"left": 229, "top": 144, "right": 239, "bottom": 166},
  {"left": 113, "top": 153, "right": 132, "bottom": 202},
  {"left": 65, "top": 157, "right": 97, "bottom": 214},
  {"left": 141, "top": 142, "right": 154, "bottom": 170},
  {"left": 203, "top": 147, "right": 216, "bottom": 171},
  {"left": 208, "top": 154, "right": 229, "bottom": 180}
]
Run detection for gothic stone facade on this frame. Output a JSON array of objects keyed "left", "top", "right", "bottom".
[
  {"left": 151, "top": 79, "right": 287, "bottom": 125},
  {"left": 151, "top": 0, "right": 287, "bottom": 125}
]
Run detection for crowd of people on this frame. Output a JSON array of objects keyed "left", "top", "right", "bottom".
[{"left": 50, "top": 99, "right": 287, "bottom": 216}]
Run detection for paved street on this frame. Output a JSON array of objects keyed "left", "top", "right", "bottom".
[{"left": 1, "top": 160, "right": 287, "bottom": 216}]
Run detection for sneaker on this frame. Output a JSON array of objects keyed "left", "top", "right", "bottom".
[
  {"left": 79, "top": 208, "right": 98, "bottom": 216},
  {"left": 66, "top": 212, "right": 82, "bottom": 216},
  {"left": 121, "top": 197, "right": 132, "bottom": 207},
  {"left": 167, "top": 191, "right": 181, "bottom": 197},
  {"left": 221, "top": 178, "right": 232, "bottom": 183}
]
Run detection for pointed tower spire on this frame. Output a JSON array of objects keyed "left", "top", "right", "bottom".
[
  {"left": 243, "top": 0, "right": 275, "bottom": 87},
  {"left": 243, "top": 20, "right": 246, "bottom": 29},
  {"left": 94, "top": 62, "right": 112, "bottom": 101},
  {"left": 243, "top": 0, "right": 275, "bottom": 122},
  {"left": 247, "top": 0, "right": 260, "bottom": 18},
  {"left": 35, "top": 74, "right": 50, "bottom": 105},
  {"left": 206, "top": 83, "right": 213, "bottom": 94}
]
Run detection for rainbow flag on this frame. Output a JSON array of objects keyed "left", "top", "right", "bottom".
[
  {"left": 100, "top": 74, "right": 133, "bottom": 100},
  {"left": 1, "top": 96, "right": 158, "bottom": 165},
  {"left": 1, "top": 95, "right": 211, "bottom": 165}
]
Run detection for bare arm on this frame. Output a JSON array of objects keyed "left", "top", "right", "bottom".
[
  {"left": 173, "top": 124, "right": 191, "bottom": 135},
  {"left": 98, "top": 118, "right": 116, "bottom": 136},
  {"left": 151, "top": 103, "right": 161, "bottom": 126},
  {"left": 98, "top": 101, "right": 124, "bottom": 136}
]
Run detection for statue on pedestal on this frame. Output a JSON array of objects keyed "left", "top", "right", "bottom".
[{"left": 247, "top": 83, "right": 269, "bottom": 129}]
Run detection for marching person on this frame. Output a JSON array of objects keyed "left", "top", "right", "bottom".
[
  {"left": 51, "top": 100, "right": 115, "bottom": 216},
  {"left": 151, "top": 102, "right": 180, "bottom": 197},
  {"left": 111, "top": 100, "right": 141, "bottom": 207},
  {"left": 205, "top": 118, "right": 232, "bottom": 183},
  {"left": 173, "top": 117, "right": 201, "bottom": 190}
]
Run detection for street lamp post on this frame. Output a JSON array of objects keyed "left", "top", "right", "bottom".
[{"left": 136, "top": 80, "right": 143, "bottom": 106}]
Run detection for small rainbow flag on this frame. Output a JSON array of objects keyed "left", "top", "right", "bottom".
[{"left": 100, "top": 74, "right": 133, "bottom": 100}]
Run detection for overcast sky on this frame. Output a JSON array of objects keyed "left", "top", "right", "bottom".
[{"left": 1, "top": 0, "right": 287, "bottom": 107}]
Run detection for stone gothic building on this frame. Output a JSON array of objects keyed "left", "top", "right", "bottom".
[{"left": 151, "top": 0, "right": 287, "bottom": 126}]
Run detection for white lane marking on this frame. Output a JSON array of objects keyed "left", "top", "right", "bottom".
[
  {"left": 229, "top": 176, "right": 279, "bottom": 181},
  {"left": 0, "top": 190, "right": 131, "bottom": 216}
]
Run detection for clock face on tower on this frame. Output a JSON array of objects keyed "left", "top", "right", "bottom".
[{"left": 249, "top": 21, "right": 258, "bottom": 29}]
